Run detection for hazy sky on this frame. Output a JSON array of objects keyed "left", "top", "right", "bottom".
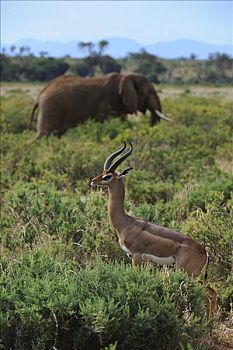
[{"left": 1, "top": 0, "right": 233, "bottom": 45}]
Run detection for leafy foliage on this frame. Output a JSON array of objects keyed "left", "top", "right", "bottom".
[
  {"left": 128, "top": 49, "right": 167, "bottom": 83},
  {"left": 0, "top": 54, "right": 69, "bottom": 81},
  {"left": 182, "top": 192, "right": 233, "bottom": 307},
  {"left": 1, "top": 87, "right": 233, "bottom": 349},
  {"left": 1, "top": 253, "right": 208, "bottom": 350},
  {"left": 1, "top": 48, "right": 232, "bottom": 83}
]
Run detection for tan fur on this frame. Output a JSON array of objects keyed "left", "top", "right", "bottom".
[
  {"left": 204, "top": 286, "right": 218, "bottom": 318},
  {"left": 92, "top": 173, "right": 208, "bottom": 278}
]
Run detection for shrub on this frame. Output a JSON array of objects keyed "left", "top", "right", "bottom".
[
  {"left": 0, "top": 55, "right": 69, "bottom": 81},
  {"left": 0, "top": 254, "right": 209, "bottom": 350},
  {"left": 1, "top": 94, "right": 33, "bottom": 133},
  {"left": 182, "top": 192, "right": 233, "bottom": 308}
]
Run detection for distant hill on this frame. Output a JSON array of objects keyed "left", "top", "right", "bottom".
[
  {"left": 3, "top": 37, "right": 232, "bottom": 59},
  {"left": 145, "top": 39, "right": 233, "bottom": 59}
]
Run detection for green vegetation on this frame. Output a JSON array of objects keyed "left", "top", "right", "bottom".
[
  {"left": 1, "top": 47, "right": 232, "bottom": 84},
  {"left": 1, "top": 54, "right": 69, "bottom": 81},
  {"left": 1, "top": 86, "right": 233, "bottom": 349},
  {"left": 126, "top": 50, "right": 167, "bottom": 83}
]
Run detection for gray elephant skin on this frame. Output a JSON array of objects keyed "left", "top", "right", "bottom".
[{"left": 29, "top": 73, "right": 169, "bottom": 139}]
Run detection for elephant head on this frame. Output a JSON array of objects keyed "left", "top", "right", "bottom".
[{"left": 118, "top": 73, "right": 170, "bottom": 125}]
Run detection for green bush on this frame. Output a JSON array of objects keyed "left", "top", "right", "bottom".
[
  {"left": 1, "top": 94, "right": 33, "bottom": 133},
  {"left": 182, "top": 192, "right": 233, "bottom": 308},
  {"left": 0, "top": 54, "right": 69, "bottom": 81},
  {"left": 1, "top": 182, "right": 121, "bottom": 261},
  {"left": 0, "top": 254, "right": 209, "bottom": 350}
]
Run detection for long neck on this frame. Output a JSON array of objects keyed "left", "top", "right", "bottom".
[{"left": 108, "top": 179, "right": 130, "bottom": 234}]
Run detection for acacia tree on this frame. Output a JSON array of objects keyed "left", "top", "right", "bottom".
[
  {"left": 76, "top": 39, "right": 120, "bottom": 77},
  {"left": 39, "top": 51, "right": 49, "bottom": 58},
  {"left": 10, "top": 45, "right": 16, "bottom": 56},
  {"left": 98, "top": 40, "right": 109, "bottom": 56},
  {"left": 78, "top": 41, "right": 95, "bottom": 56},
  {"left": 78, "top": 40, "right": 109, "bottom": 57},
  {"left": 19, "top": 46, "right": 26, "bottom": 56}
]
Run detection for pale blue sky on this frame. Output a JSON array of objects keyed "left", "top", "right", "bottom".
[{"left": 1, "top": 0, "right": 233, "bottom": 45}]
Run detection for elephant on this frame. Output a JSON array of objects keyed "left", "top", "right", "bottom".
[{"left": 29, "top": 73, "right": 170, "bottom": 139}]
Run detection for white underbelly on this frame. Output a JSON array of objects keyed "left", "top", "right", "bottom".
[
  {"left": 120, "top": 244, "right": 176, "bottom": 265},
  {"left": 142, "top": 253, "right": 176, "bottom": 265}
]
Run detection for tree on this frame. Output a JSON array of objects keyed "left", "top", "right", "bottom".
[
  {"left": 74, "top": 60, "right": 93, "bottom": 77},
  {"left": 77, "top": 40, "right": 114, "bottom": 76},
  {"left": 190, "top": 53, "right": 197, "bottom": 60},
  {"left": 10, "top": 45, "right": 16, "bottom": 56},
  {"left": 99, "top": 55, "right": 121, "bottom": 74},
  {"left": 129, "top": 49, "right": 166, "bottom": 83},
  {"left": 78, "top": 41, "right": 95, "bottom": 56},
  {"left": 19, "top": 46, "right": 25, "bottom": 56},
  {"left": 98, "top": 40, "right": 109, "bottom": 56},
  {"left": 39, "top": 51, "right": 49, "bottom": 58},
  {"left": 204, "top": 52, "right": 233, "bottom": 83}
]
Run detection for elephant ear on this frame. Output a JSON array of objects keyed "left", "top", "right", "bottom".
[{"left": 118, "top": 76, "right": 138, "bottom": 113}]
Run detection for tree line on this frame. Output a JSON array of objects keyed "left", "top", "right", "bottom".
[{"left": 1, "top": 39, "right": 232, "bottom": 84}]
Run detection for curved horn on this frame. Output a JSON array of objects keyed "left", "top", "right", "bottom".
[
  {"left": 108, "top": 143, "right": 133, "bottom": 173},
  {"left": 155, "top": 110, "right": 172, "bottom": 121},
  {"left": 104, "top": 142, "right": 126, "bottom": 171}
]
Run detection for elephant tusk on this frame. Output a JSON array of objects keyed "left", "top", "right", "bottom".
[{"left": 155, "top": 110, "right": 172, "bottom": 121}]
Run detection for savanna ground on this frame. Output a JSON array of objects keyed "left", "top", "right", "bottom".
[{"left": 1, "top": 82, "right": 233, "bottom": 350}]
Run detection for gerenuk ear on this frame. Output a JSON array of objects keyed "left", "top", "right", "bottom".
[
  {"left": 118, "top": 167, "right": 133, "bottom": 178},
  {"left": 118, "top": 76, "right": 138, "bottom": 113}
]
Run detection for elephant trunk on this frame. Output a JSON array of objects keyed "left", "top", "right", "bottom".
[{"left": 147, "top": 91, "right": 171, "bottom": 126}]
